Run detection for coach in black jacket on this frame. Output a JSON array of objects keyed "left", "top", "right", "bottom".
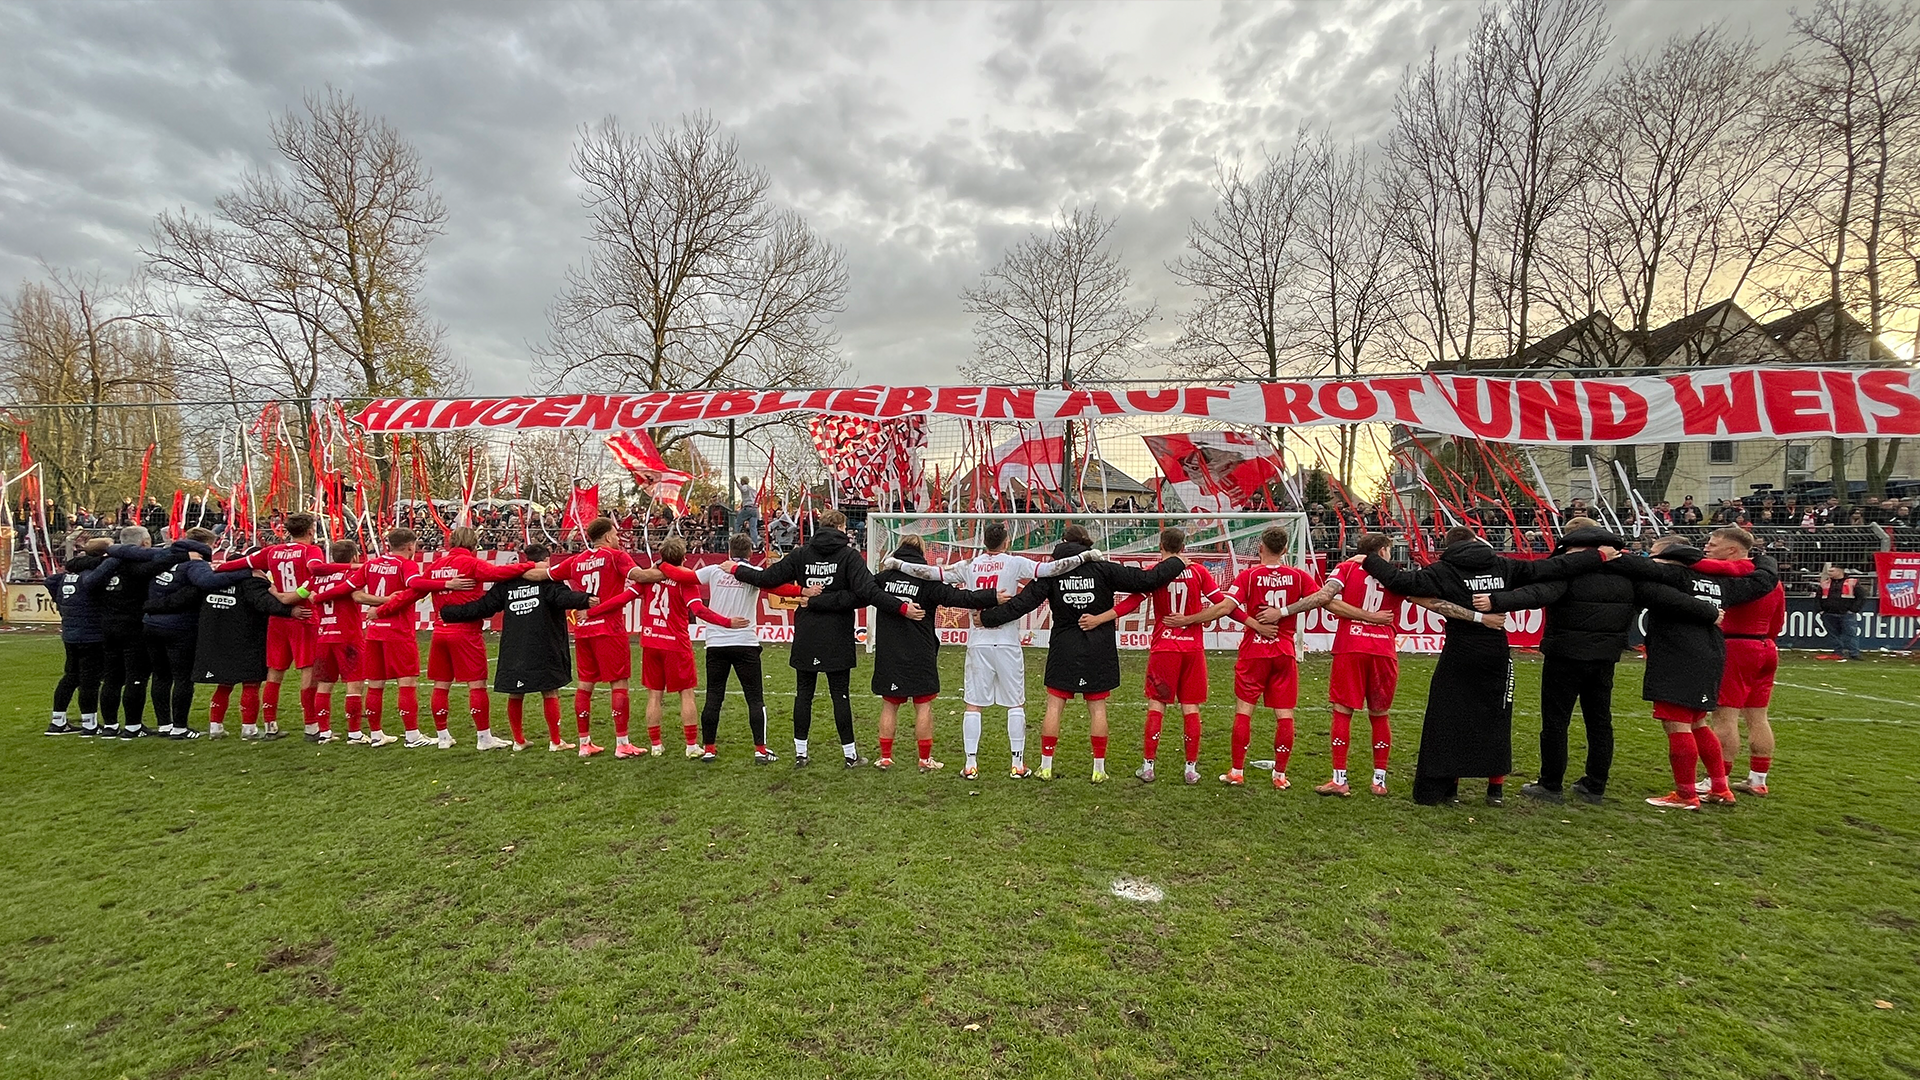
[
  {"left": 728, "top": 509, "right": 918, "bottom": 766},
  {"left": 1473, "top": 520, "right": 1632, "bottom": 803},
  {"left": 1607, "top": 540, "right": 1779, "bottom": 712},
  {"left": 96, "top": 527, "right": 175, "bottom": 739},
  {"left": 443, "top": 562, "right": 592, "bottom": 695}
]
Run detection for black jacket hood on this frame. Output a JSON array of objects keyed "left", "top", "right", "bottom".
[
  {"left": 1557, "top": 525, "right": 1626, "bottom": 553},
  {"left": 1439, "top": 537, "right": 1500, "bottom": 572},
  {"left": 890, "top": 544, "right": 929, "bottom": 565},
  {"left": 808, "top": 527, "right": 850, "bottom": 558},
  {"left": 1655, "top": 544, "right": 1705, "bottom": 566},
  {"left": 63, "top": 553, "right": 104, "bottom": 574},
  {"left": 1050, "top": 539, "right": 1090, "bottom": 561}
]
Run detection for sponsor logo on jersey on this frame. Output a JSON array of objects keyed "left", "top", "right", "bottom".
[{"left": 206, "top": 593, "right": 237, "bottom": 608}]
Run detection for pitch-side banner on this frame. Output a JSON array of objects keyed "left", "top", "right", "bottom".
[{"left": 352, "top": 367, "right": 1920, "bottom": 444}]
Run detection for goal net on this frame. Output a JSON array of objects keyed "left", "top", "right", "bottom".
[{"left": 862, "top": 512, "right": 1313, "bottom": 651}]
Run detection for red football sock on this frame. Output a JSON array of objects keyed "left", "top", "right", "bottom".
[
  {"left": 1489, "top": 774, "right": 1506, "bottom": 785},
  {"left": 241, "top": 683, "right": 261, "bottom": 725},
  {"left": 1330, "top": 711, "right": 1351, "bottom": 771},
  {"left": 1271, "top": 714, "right": 1293, "bottom": 772},
  {"left": 345, "top": 694, "right": 362, "bottom": 735},
  {"left": 648, "top": 723, "right": 663, "bottom": 747},
  {"left": 704, "top": 742, "right": 717, "bottom": 753},
  {"left": 430, "top": 687, "right": 450, "bottom": 732},
  {"left": 1370, "top": 715, "right": 1392, "bottom": 770},
  {"left": 1182, "top": 712, "right": 1202, "bottom": 765},
  {"left": 1231, "top": 711, "right": 1251, "bottom": 770},
  {"left": 1693, "top": 726, "right": 1728, "bottom": 788},
  {"left": 574, "top": 688, "right": 593, "bottom": 738},
  {"left": 1750, "top": 755, "right": 1771, "bottom": 773},
  {"left": 300, "top": 685, "right": 317, "bottom": 727},
  {"left": 682, "top": 722, "right": 698, "bottom": 747},
  {"left": 398, "top": 685, "right": 419, "bottom": 732},
  {"left": 1142, "top": 708, "right": 1163, "bottom": 761},
  {"left": 261, "top": 681, "right": 281, "bottom": 726},
  {"left": 1667, "top": 730, "right": 1698, "bottom": 794},
  {"left": 210, "top": 685, "right": 232, "bottom": 727},
  {"left": 506, "top": 697, "right": 525, "bottom": 744},
  {"left": 611, "top": 689, "right": 630, "bottom": 739},
  {"left": 365, "top": 687, "right": 384, "bottom": 733},
  {"left": 544, "top": 696, "right": 563, "bottom": 744},
  {"left": 313, "top": 691, "right": 332, "bottom": 734},
  {"left": 1090, "top": 734, "right": 1108, "bottom": 760},
  {"left": 468, "top": 688, "right": 490, "bottom": 733},
  {"left": 917, "top": 738, "right": 933, "bottom": 761},
  {"left": 1040, "top": 734, "right": 1058, "bottom": 758},
  {"left": 879, "top": 736, "right": 895, "bottom": 760}
]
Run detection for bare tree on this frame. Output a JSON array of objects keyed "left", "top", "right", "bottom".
[
  {"left": 538, "top": 113, "right": 847, "bottom": 437},
  {"left": 1487, "top": 0, "right": 1612, "bottom": 353},
  {"left": 961, "top": 206, "right": 1155, "bottom": 387},
  {"left": 1297, "top": 136, "right": 1405, "bottom": 484},
  {"left": 1, "top": 270, "right": 183, "bottom": 513},
  {"left": 1384, "top": 20, "right": 1505, "bottom": 367},
  {"left": 1169, "top": 144, "right": 1311, "bottom": 380},
  {"left": 1774, "top": 0, "right": 1920, "bottom": 499},
  {"left": 147, "top": 87, "right": 454, "bottom": 404}
]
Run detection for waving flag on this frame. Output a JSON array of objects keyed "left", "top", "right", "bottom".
[
  {"left": 1141, "top": 430, "right": 1282, "bottom": 510},
  {"left": 988, "top": 422, "right": 1066, "bottom": 493},
  {"left": 606, "top": 430, "right": 691, "bottom": 514}
]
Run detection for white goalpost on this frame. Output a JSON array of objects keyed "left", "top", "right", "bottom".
[{"left": 862, "top": 511, "right": 1314, "bottom": 652}]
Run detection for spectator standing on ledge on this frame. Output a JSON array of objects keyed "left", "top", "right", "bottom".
[
  {"left": 1816, "top": 564, "right": 1866, "bottom": 661},
  {"left": 735, "top": 477, "right": 762, "bottom": 550}
]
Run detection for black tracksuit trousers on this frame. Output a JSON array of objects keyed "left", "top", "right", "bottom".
[
  {"left": 701, "top": 646, "right": 768, "bottom": 747},
  {"left": 1538, "top": 654, "right": 1616, "bottom": 795}
]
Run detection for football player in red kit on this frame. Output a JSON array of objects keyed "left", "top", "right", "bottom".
[
  {"left": 585, "top": 537, "right": 731, "bottom": 759},
  {"left": 305, "top": 539, "right": 390, "bottom": 746},
  {"left": 1210, "top": 527, "right": 1333, "bottom": 788},
  {"left": 1296, "top": 531, "right": 1403, "bottom": 796},
  {"left": 386, "top": 526, "right": 535, "bottom": 750},
  {"left": 1089, "top": 529, "right": 1226, "bottom": 786},
  {"left": 355, "top": 528, "right": 429, "bottom": 747},
  {"left": 215, "top": 512, "right": 325, "bottom": 738},
  {"left": 544, "top": 517, "right": 644, "bottom": 757},
  {"left": 1699, "top": 526, "right": 1785, "bottom": 796}
]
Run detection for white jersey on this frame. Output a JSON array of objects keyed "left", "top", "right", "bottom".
[
  {"left": 959, "top": 552, "right": 1039, "bottom": 647},
  {"left": 696, "top": 563, "right": 762, "bottom": 648}
]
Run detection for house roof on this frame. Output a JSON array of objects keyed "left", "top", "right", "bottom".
[{"left": 1761, "top": 300, "right": 1902, "bottom": 364}]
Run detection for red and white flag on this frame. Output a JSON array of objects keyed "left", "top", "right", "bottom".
[
  {"left": 1141, "top": 430, "right": 1283, "bottom": 510},
  {"left": 606, "top": 431, "right": 692, "bottom": 514},
  {"left": 988, "top": 422, "right": 1066, "bottom": 492}
]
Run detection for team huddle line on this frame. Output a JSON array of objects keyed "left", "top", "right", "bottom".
[{"left": 41, "top": 510, "right": 1783, "bottom": 808}]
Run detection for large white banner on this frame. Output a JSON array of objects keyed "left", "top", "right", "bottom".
[{"left": 354, "top": 367, "right": 1920, "bottom": 444}]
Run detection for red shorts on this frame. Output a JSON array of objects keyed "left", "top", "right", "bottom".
[
  {"left": 1718, "top": 640, "right": 1777, "bottom": 709},
  {"left": 364, "top": 636, "right": 421, "bottom": 682},
  {"left": 1653, "top": 701, "right": 1709, "bottom": 725},
  {"left": 576, "top": 635, "right": 632, "bottom": 682},
  {"left": 641, "top": 647, "right": 697, "bottom": 692},
  {"left": 1144, "top": 650, "right": 1209, "bottom": 705},
  {"left": 1046, "top": 687, "right": 1110, "bottom": 701},
  {"left": 427, "top": 633, "right": 489, "bottom": 684},
  {"left": 883, "top": 693, "right": 938, "bottom": 705},
  {"left": 313, "top": 641, "right": 364, "bottom": 684},
  {"left": 1233, "top": 654, "right": 1299, "bottom": 710},
  {"left": 265, "top": 617, "right": 316, "bottom": 671},
  {"left": 1329, "top": 651, "right": 1398, "bottom": 715}
]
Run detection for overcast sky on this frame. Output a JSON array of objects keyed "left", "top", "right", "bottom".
[{"left": 1, "top": 0, "right": 1803, "bottom": 396}]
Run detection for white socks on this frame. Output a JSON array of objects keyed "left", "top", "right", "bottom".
[
  {"left": 1007, "top": 708, "right": 1026, "bottom": 754},
  {"left": 81, "top": 713, "right": 98, "bottom": 730},
  {"left": 1749, "top": 769, "right": 1768, "bottom": 786},
  {"left": 841, "top": 741, "right": 858, "bottom": 760},
  {"left": 52, "top": 711, "right": 67, "bottom": 725},
  {"left": 1333, "top": 769, "right": 1348, "bottom": 785},
  {"left": 794, "top": 738, "right": 809, "bottom": 758},
  {"left": 963, "top": 710, "right": 982, "bottom": 756},
  {"left": 1373, "top": 768, "right": 1387, "bottom": 786}
]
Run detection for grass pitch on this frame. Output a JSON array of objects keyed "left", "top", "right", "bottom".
[{"left": 1, "top": 629, "right": 1916, "bottom": 1079}]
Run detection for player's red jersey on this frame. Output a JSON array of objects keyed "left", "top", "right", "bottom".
[
  {"left": 1327, "top": 561, "right": 1401, "bottom": 657},
  {"left": 549, "top": 546, "right": 637, "bottom": 638},
  {"left": 1226, "top": 562, "right": 1320, "bottom": 658},
  {"left": 1720, "top": 583, "right": 1786, "bottom": 638},
  {"left": 306, "top": 562, "right": 367, "bottom": 644},
  {"left": 1113, "top": 563, "right": 1225, "bottom": 653},
  {"left": 589, "top": 562, "right": 725, "bottom": 655},
  {"left": 219, "top": 542, "right": 325, "bottom": 595},
  {"left": 360, "top": 554, "right": 421, "bottom": 642},
  {"left": 405, "top": 547, "right": 532, "bottom": 636}
]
